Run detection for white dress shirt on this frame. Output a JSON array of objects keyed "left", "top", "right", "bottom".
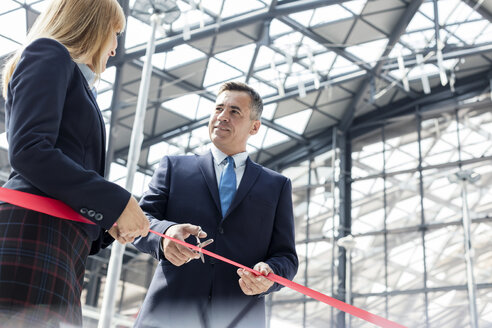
[{"left": 210, "top": 144, "right": 248, "bottom": 189}]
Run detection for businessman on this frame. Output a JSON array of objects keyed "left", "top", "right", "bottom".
[{"left": 133, "top": 81, "right": 298, "bottom": 328}]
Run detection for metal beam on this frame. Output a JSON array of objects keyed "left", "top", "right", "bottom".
[
  {"left": 350, "top": 70, "right": 491, "bottom": 138},
  {"left": 262, "top": 127, "right": 335, "bottom": 171},
  {"left": 260, "top": 69, "right": 491, "bottom": 172},
  {"left": 110, "top": 0, "right": 349, "bottom": 66},
  {"left": 339, "top": 0, "right": 424, "bottom": 132},
  {"left": 336, "top": 133, "right": 352, "bottom": 328},
  {"left": 114, "top": 117, "right": 209, "bottom": 158},
  {"left": 277, "top": 16, "right": 418, "bottom": 99},
  {"left": 463, "top": 0, "right": 492, "bottom": 23},
  {"left": 381, "top": 42, "right": 492, "bottom": 71}
]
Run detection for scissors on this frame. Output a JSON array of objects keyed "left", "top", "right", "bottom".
[{"left": 194, "top": 227, "right": 213, "bottom": 263}]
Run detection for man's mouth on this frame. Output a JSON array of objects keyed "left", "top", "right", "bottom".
[{"left": 215, "top": 125, "right": 230, "bottom": 131}]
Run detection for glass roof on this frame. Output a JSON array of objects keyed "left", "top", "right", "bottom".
[{"left": 0, "top": 0, "right": 491, "bottom": 326}]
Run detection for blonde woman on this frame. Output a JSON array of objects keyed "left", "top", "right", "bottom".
[{"left": 0, "top": 0, "right": 149, "bottom": 326}]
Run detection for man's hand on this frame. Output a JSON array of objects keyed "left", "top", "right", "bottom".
[
  {"left": 108, "top": 196, "right": 150, "bottom": 244},
  {"left": 162, "top": 224, "right": 207, "bottom": 266},
  {"left": 237, "top": 262, "right": 274, "bottom": 296}
]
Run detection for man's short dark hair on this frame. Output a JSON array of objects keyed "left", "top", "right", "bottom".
[{"left": 218, "top": 81, "right": 263, "bottom": 120}]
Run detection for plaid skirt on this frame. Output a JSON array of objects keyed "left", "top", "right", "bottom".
[{"left": 0, "top": 204, "right": 90, "bottom": 327}]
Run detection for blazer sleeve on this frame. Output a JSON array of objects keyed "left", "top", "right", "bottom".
[
  {"left": 6, "top": 38, "right": 130, "bottom": 229},
  {"left": 133, "top": 156, "right": 177, "bottom": 261},
  {"left": 264, "top": 177, "right": 299, "bottom": 294}
]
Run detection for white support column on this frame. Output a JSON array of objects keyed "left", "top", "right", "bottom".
[{"left": 98, "top": 14, "right": 162, "bottom": 328}]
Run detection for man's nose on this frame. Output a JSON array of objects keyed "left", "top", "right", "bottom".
[{"left": 217, "top": 110, "right": 229, "bottom": 121}]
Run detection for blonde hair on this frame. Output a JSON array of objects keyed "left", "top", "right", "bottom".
[{"left": 2, "top": 0, "right": 125, "bottom": 98}]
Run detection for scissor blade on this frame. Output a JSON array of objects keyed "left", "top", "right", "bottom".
[
  {"left": 197, "top": 239, "right": 213, "bottom": 263},
  {"left": 198, "top": 239, "right": 213, "bottom": 248}
]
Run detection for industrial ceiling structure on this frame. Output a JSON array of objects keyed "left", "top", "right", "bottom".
[{"left": 1, "top": 0, "right": 491, "bottom": 327}]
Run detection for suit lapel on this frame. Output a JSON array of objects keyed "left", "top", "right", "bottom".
[
  {"left": 79, "top": 71, "right": 107, "bottom": 175},
  {"left": 224, "top": 157, "right": 261, "bottom": 219},
  {"left": 197, "top": 152, "right": 221, "bottom": 214}
]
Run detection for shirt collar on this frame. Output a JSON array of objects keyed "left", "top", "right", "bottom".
[
  {"left": 210, "top": 144, "right": 248, "bottom": 168},
  {"left": 76, "top": 63, "right": 96, "bottom": 87}
]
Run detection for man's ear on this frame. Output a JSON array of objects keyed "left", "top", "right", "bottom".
[{"left": 249, "top": 120, "right": 261, "bottom": 135}]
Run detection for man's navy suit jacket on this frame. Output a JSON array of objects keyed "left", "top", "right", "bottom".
[
  {"left": 3, "top": 38, "right": 130, "bottom": 252},
  {"left": 133, "top": 152, "right": 298, "bottom": 328}
]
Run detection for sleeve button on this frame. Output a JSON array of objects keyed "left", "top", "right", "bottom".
[
  {"left": 95, "top": 213, "right": 103, "bottom": 221},
  {"left": 80, "top": 208, "right": 88, "bottom": 214},
  {"left": 88, "top": 210, "right": 95, "bottom": 217}
]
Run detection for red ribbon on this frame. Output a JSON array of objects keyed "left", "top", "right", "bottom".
[{"left": 0, "top": 187, "right": 406, "bottom": 328}]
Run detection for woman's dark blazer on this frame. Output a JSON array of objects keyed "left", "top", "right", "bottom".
[{"left": 3, "top": 38, "right": 130, "bottom": 253}]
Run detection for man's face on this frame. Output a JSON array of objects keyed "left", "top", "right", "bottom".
[{"left": 208, "top": 90, "right": 260, "bottom": 156}]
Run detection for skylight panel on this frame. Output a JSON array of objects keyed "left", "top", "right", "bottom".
[
  {"left": 451, "top": 20, "right": 490, "bottom": 45},
  {"left": 462, "top": 0, "right": 489, "bottom": 20},
  {"left": 162, "top": 93, "right": 200, "bottom": 120},
  {"left": 0, "top": 0, "right": 20, "bottom": 12},
  {"left": 254, "top": 46, "right": 278, "bottom": 69},
  {"left": 474, "top": 24, "right": 492, "bottom": 44},
  {"left": 269, "top": 19, "right": 293, "bottom": 38},
  {"left": 125, "top": 16, "right": 151, "bottom": 49},
  {"left": 164, "top": 44, "right": 205, "bottom": 70},
  {"left": 288, "top": 9, "right": 314, "bottom": 27},
  {"left": 148, "top": 141, "right": 181, "bottom": 164},
  {"left": 170, "top": 5, "right": 213, "bottom": 31},
  {"left": 205, "top": 76, "right": 247, "bottom": 95},
  {"left": 261, "top": 127, "right": 290, "bottom": 148},
  {"left": 248, "top": 77, "right": 277, "bottom": 98},
  {"left": 188, "top": 126, "right": 210, "bottom": 149},
  {"left": 418, "top": 1, "right": 434, "bottom": 21},
  {"left": 346, "top": 39, "right": 388, "bottom": 68},
  {"left": 437, "top": 0, "right": 461, "bottom": 25},
  {"left": 399, "top": 30, "right": 435, "bottom": 50},
  {"left": 274, "top": 109, "right": 312, "bottom": 135},
  {"left": 297, "top": 37, "right": 327, "bottom": 56},
  {"left": 221, "top": 0, "right": 265, "bottom": 19},
  {"left": 261, "top": 103, "right": 277, "bottom": 120},
  {"left": 304, "top": 52, "right": 336, "bottom": 73},
  {"left": 387, "top": 42, "right": 412, "bottom": 59},
  {"left": 439, "top": 0, "right": 481, "bottom": 25},
  {"left": 196, "top": 97, "right": 215, "bottom": 119},
  {"left": 273, "top": 32, "right": 304, "bottom": 52},
  {"left": 441, "top": 58, "right": 459, "bottom": 71},
  {"left": 284, "top": 70, "right": 318, "bottom": 90},
  {"left": 0, "top": 36, "right": 18, "bottom": 56},
  {"left": 406, "top": 11, "right": 434, "bottom": 33},
  {"left": 215, "top": 43, "right": 256, "bottom": 73},
  {"left": 310, "top": 5, "right": 352, "bottom": 26},
  {"left": 97, "top": 91, "right": 113, "bottom": 111},
  {"left": 329, "top": 55, "right": 360, "bottom": 77},
  {"left": 341, "top": 0, "right": 365, "bottom": 16},
  {"left": 140, "top": 52, "right": 167, "bottom": 70},
  {"left": 277, "top": 61, "right": 304, "bottom": 75},
  {"left": 108, "top": 162, "right": 127, "bottom": 184},
  {"left": 203, "top": 58, "right": 243, "bottom": 87},
  {"left": 168, "top": 133, "right": 191, "bottom": 150},
  {"left": 0, "top": 133, "right": 8, "bottom": 150},
  {"left": 439, "top": 29, "right": 463, "bottom": 46},
  {"left": 390, "top": 62, "right": 439, "bottom": 81},
  {"left": 255, "top": 67, "right": 280, "bottom": 83},
  {"left": 247, "top": 124, "right": 267, "bottom": 148},
  {"left": 199, "top": 0, "right": 223, "bottom": 16},
  {"left": 1, "top": 8, "right": 26, "bottom": 44},
  {"left": 101, "top": 66, "right": 117, "bottom": 84},
  {"left": 131, "top": 171, "right": 149, "bottom": 197}
]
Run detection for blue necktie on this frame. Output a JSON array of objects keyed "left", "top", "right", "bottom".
[{"left": 219, "top": 156, "right": 236, "bottom": 217}]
